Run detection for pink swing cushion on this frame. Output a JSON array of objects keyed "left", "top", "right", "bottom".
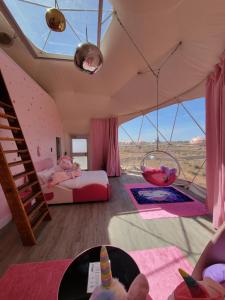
[{"left": 141, "top": 166, "right": 177, "bottom": 186}]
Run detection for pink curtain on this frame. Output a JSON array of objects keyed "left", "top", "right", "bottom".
[
  {"left": 90, "top": 117, "right": 121, "bottom": 176},
  {"left": 206, "top": 52, "right": 225, "bottom": 228}
]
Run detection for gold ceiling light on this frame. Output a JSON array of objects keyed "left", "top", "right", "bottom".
[{"left": 45, "top": 8, "right": 66, "bottom": 32}]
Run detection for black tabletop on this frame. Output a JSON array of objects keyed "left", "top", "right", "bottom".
[{"left": 58, "top": 245, "right": 140, "bottom": 300}]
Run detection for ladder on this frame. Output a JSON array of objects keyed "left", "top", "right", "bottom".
[{"left": 0, "top": 71, "right": 51, "bottom": 246}]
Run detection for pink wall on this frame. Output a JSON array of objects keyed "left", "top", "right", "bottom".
[{"left": 0, "top": 49, "right": 64, "bottom": 228}]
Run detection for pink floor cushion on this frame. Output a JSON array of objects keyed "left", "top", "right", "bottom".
[{"left": 203, "top": 264, "right": 225, "bottom": 283}]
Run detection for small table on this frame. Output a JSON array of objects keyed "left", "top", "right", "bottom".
[{"left": 58, "top": 245, "right": 140, "bottom": 300}]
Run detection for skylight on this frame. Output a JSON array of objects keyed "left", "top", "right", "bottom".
[{"left": 3, "top": 0, "right": 113, "bottom": 59}]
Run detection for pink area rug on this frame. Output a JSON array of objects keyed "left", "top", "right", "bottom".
[
  {"left": 0, "top": 259, "right": 71, "bottom": 300},
  {"left": 130, "top": 246, "right": 193, "bottom": 300},
  {"left": 0, "top": 246, "right": 192, "bottom": 300},
  {"left": 124, "top": 183, "right": 208, "bottom": 220}
]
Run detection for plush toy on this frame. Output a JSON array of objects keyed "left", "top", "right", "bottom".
[
  {"left": 73, "top": 162, "right": 80, "bottom": 170},
  {"left": 90, "top": 246, "right": 150, "bottom": 300},
  {"left": 168, "top": 269, "right": 225, "bottom": 300},
  {"left": 58, "top": 156, "right": 73, "bottom": 170},
  {"left": 160, "top": 165, "right": 177, "bottom": 182},
  {"left": 203, "top": 264, "right": 225, "bottom": 284}
]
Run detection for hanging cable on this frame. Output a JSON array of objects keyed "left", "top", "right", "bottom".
[
  {"left": 86, "top": 25, "right": 88, "bottom": 42},
  {"left": 114, "top": 11, "right": 182, "bottom": 147},
  {"left": 169, "top": 103, "right": 180, "bottom": 143},
  {"left": 156, "top": 41, "right": 182, "bottom": 71},
  {"left": 179, "top": 101, "right": 206, "bottom": 135},
  {"left": 156, "top": 70, "right": 160, "bottom": 150},
  {"left": 66, "top": 19, "right": 82, "bottom": 42},
  {"left": 55, "top": 0, "right": 82, "bottom": 42},
  {"left": 101, "top": 11, "right": 114, "bottom": 25},
  {"left": 121, "top": 126, "right": 141, "bottom": 148},
  {"left": 18, "top": 0, "right": 49, "bottom": 8},
  {"left": 187, "top": 159, "right": 206, "bottom": 189},
  {"left": 138, "top": 41, "right": 182, "bottom": 75},
  {"left": 115, "top": 11, "right": 185, "bottom": 184},
  {"left": 144, "top": 114, "right": 170, "bottom": 144},
  {"left": 41, "top": 30, "right": 51, "bottom": 53},
  {"left": 114, "top": 12, "right": 157, "bottom": 78},
  {"left": 137, "top": 115, "right": 144, "bottom": 143}
]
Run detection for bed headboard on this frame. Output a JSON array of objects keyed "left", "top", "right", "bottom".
[{"left": 34, "top": 158, "right": 54, "bottom": 172}]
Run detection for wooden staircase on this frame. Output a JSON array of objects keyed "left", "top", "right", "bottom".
[{"left": 0, "top": 72, "right": 51, "bottom": 246}]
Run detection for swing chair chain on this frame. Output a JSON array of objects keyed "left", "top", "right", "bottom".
[{"left": 156, "top": 69, "right": 161, "bottom": 151}]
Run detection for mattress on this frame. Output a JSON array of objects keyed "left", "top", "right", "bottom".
[{"left": 58, "top": 170, "right": 108, "bottom": 189}]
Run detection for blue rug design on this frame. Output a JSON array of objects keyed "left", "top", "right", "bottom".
[{"left": 130, "top": 186, "right": 194, "bottom": 205}]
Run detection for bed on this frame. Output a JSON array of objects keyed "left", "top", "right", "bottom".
[{"left": 34, "top": 158, "right": 111, "bottom": 204}]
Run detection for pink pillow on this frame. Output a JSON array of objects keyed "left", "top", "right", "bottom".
[{"left": 203, "top": 264, "right": 225, "bottom": 283}]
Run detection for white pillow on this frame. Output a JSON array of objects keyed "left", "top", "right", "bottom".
[{"left": 37, "top": 168, "right": 55, "bottom": 184}]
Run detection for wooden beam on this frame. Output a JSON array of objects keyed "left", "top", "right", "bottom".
[{"left": 97, "top": 0, "right": 103, "bottom": 48}]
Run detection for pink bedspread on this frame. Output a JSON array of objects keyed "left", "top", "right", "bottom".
[{"left": 48, "top": 170, "right": 81, "bottom": 187}]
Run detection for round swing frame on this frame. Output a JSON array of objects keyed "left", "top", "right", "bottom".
[{"left": 140, "top": 149, "right": 181, "bottom": 178}]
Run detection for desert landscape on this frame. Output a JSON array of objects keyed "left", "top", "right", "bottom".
[{"left": 119, "top": 141, "right": 206, "bottom": 188}]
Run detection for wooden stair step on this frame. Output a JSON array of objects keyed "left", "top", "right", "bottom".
[
  {"left": 13, "top": 170, "right": 35, "bottom": 181},
  {"left": 0, "top": 112, "right": 17, "bottom": 120},
  {"left": 8, "top": 159, "right": 32, "bottom": 167},
  {"left": 18, "top": 180, "right": 39, "bottom": 193},
  {"left": 32, "top": 210, "right": 49, "bottom": 232},
  {"left": 22, "top": 190, "right": 42, "bottom": 206},
  {"left": 28, "top": 202, "right": 45, "bottom": 220},
  {"left": 4, "top": 149, "right": 28, "bottom": 154},
  {"left": 0, "top": 137, "right": 24, "bottom": 142},
  {"left": 0, "top": 100, "right": 12, "bottom": 108},
  {"left": 0, "top": 124, "right": 21, "bottom": 131}
]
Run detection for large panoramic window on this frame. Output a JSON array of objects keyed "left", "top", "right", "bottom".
[
  {"left": 3, "top": 0, "right": 113, "bottom": 58},
  {"left": 119, "top": 98, "right": 206, "bottom": 188}
]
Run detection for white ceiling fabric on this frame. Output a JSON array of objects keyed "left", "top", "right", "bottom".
[{"left": 1, "top": 0, "right": 225, "bottom": 133}]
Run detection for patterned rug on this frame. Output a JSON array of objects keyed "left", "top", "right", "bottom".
[
  {"left": 130, "top": 186, "right": 194, "bottom": 205},
  {"left": 124, "top": 183, "right": 208, "bottom": 219}
]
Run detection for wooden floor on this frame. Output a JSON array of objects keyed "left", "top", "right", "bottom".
[{"left": 0, "top": 174, "right": 214, "bottom": 277}]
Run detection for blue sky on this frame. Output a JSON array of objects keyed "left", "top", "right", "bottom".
[
  {"left": 4, "top": 0, "right": 113, "bottom": 56},
  {"left": 119, "top": 97, "right": 205, "bottom": 142}
]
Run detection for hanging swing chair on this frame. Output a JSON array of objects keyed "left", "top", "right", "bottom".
[
  {"left": 140, "top": 150, "right": 181, "bottom": 186},
  {"left": 114, "top": 12, "right": 182, "bottom": 186},
  {"left": 138, "top": 67, "right": 181, "bottom": 186}
]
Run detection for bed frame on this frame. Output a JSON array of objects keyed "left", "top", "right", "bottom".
[{"left": 34, "top": 158, "right": 111, "bottom": 204}]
